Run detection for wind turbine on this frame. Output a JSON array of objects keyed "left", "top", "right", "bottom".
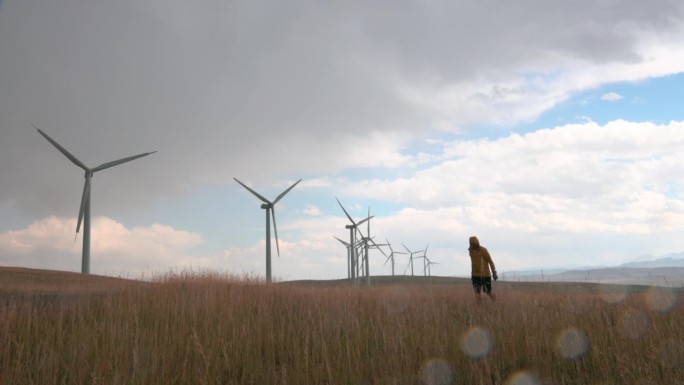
[
  {"left": 402, "top": 243, "right": 424, "bottom": 277},
  {"left": 234, "top": 178, "right": 301, "bottom": 283},
  {"left": 425, "top": 256, "right": 439, "bottom": 276},
  {"left": 334, "top": 236, "right": 352, "bottom": 279},
  {"left": 419, "top": 243, "right": 430, "bottom": 276},
  {"left": 357, "top": 207, "right": 388, "bottom": 285},
  {"left": 383, "top": 239, "right": 406, "bottom": 276},
  {"left": 336, "top": 197, "right": 372, "bottom": 285},
  {"left": 35, "top": 125, "right": 156, "bottom": 274}
]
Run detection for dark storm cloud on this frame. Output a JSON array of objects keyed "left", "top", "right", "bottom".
[{"left": 1, "top": 0, "right": 683, "bottom": 218}]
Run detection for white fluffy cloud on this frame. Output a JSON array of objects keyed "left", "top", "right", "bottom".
[
  {"left": 310, "top": 119, "right": 684, "bottom": 274},
  {"left": 601, "top": 92, "right": 624, "bottom": 101},
  {"left": 0, "top": 216, "right": 209, "bottom": 276},
  {"left": 343, "top": 120, "right": 684, "bottom": 230}
]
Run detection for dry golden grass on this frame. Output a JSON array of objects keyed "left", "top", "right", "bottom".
[
  {"left": 0, "top": 266, "right": 143, "bottom": 295},
  {"left": 0, "top": 269, "right": 682, "bottom": 384}
]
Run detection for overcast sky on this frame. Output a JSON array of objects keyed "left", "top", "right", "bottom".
[{"left": 1, "top": 0, "right": 684, "bottom": 280}]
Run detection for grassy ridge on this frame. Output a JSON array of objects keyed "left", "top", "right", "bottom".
[
  {"left": 0, "top": 266, "right": 142, "bottom": 295},
  {"left": 0, "top": 271, "right": 682, "bottom": 384}
]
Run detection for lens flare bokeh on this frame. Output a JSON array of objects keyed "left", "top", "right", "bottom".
[
  {"left": 505, "top": 370, "right": 541, "bottom": 385},
  {"left": 420, "top": 358, "right": 453, "bottom": 385},
  {"left": 646, "top": 286, "right": 679, "bottom": 313},
  {"left": 460, "top": 326, "right": 494, "bottom": 359},
  {"left": 556, "top": 327, "right": 590, "bottom": 359}
]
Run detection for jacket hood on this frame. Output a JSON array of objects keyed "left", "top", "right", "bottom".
[{"left": 469, "top": 236, "right": 480, "bottom": 250}]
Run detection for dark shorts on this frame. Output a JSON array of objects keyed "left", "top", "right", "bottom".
[{"left": 471, "top": 276, "right": 492, "bottom": 295}]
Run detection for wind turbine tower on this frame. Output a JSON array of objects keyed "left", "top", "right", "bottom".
[
  {"left": 334, "top": 236, "right": 352, "bottom": 279},
  {"left": 421, "top": 243, "right": 430, "bottom": 276},
  {"left": 384, "top": 239, "right": 406, "bottom": 276},
  {"left": 35, "top": 125, "right": 156, "bottom": 274},
  {"left": 234, "top": 178, "right": 301, "bottom": 283},
  {"left": 336, "top": 198, "right": 372, "bottom": 285}
]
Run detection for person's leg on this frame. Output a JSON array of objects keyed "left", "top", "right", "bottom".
[
  {"left": 471, "top": 276, "right": 483, "bottom": 294},
  {"left": 472, "top": 276, "right": 484, "bottom": 303},
  {"left": 483, "top": 277, "right": 494, "bottom": 300}
]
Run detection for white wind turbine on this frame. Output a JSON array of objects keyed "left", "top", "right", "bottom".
[
  {"left": 402, "top": 243, "right": 424, "bottom": 277},
  {"left": 356, "top": 207, "right": 388, "bottom": 285},
  {"left": 234, "top": 178, "right": 301, "bottom": 282},
  {"left": 334, "top": 236, "right": 352, "bottom": 279},
  {"left": 336, "top": 197, "right": 372, "bottom": 285},
  {"left": 383, "top": 239, "right": 406, "bottom": 276},
  {"left": 35, "top": 125, "right": 156, "bottom": 274},
  {"left": 425, "top": 256, "right": 439, "bottom": 276},
  {"left": 418, "top": 243, "right": 430, "bottom": 276}
]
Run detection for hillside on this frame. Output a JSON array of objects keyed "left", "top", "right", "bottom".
[
  {"left": 0, "top": 266, "right": 143, "bottom": 295},
  {"left": 281, "top": 274, "right": 659, "bottom": 298},
  {"left": 2, "top": 267, "right": 678, "bottom": 299},
  {"left": 502, "top": 266, "right": 684, "bottom": 287}
]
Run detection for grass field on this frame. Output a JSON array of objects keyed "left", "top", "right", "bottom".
[{"left": 0, "top": 268, "right": 682, "bottom": 384}]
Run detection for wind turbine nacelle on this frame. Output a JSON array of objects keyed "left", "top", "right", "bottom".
[{"left": 260, "top": 203, "right": 271, "bottom": 209}]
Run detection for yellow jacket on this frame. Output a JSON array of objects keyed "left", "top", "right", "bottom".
[{"left": 469, "top": 236, "right": 496, "bottom": 278}]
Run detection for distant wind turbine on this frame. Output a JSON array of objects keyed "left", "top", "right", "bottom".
[
  {"left": 402, "top": 243, "right": 424, "bottom": 277},
  {"left": 336, "top": 197, "right": 372, "bottom": 285},
  {"left": 425, "top": 256, "right": 439, "bottom": 276},
  {"left": 34, "top": 125, "right": 156, "bottom": 274},
  {"left": 383, "top": 239, "right": 406, "bottom": 276},
  {"left": 334, "top": 236, "right": 353, "bottom": 279},
  {"left": 418, "top": 243, "right": 430, "bottom": 276},
  {"left": 357, "top": 207, "right": 388, "bottom": 285},
  {"left": 234, "top": 178, "right": 301, "bottom": 282}
]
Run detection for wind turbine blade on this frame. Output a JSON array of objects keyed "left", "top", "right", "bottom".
[
  {"left": 402, "top": 243, "right": 411, "bottom": 254},
  {"left": 335, "top": 197, "right": 356, "bottom": 225},
  {"left": 357, "top": 215, "right": 373, "bottom": 227},
  {"left": 271, "top": 208, "right": 280, "bottom": 257},
  {"left": 334, "top": 236, "right": 350, "bottom": 247},
  {"left": 76, "top": 178, "right": 90, "bottom": 234},
  {"left": 34, "top": 125, "right": 89, "bottom": 171},
  {"left": 234, "top": 178, "right": 271, "bottom": 204},
  {"left": 367, "top": 206, "right": 371, "bottom": 237},
  {"left": 273, "top": 179, "right": 302, "bottom": 204},
  {"left": 369, "top": 238, "right": 388, "bottom": 257},
  {"left": 354, "top": 226, "right": 365, "bottom": 242},
  {"left": 92, "top": 151, "right": 156, "bottom": 172}
]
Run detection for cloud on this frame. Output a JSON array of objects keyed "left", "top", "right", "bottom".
[
  {"left": 302, "top": 205, "right": 322, "bottom": 216},
  {"left": 341, "top": 119, "right": 684, "bottom": 234},
  {"left": 0, "top": 216, "right": 209, "bottom": 276},
  {"left": 601, "top": 92, "right": 624, "bottom": 101},
  {"left": 2, "top": 1, "right": 684, "bottom": 219}
]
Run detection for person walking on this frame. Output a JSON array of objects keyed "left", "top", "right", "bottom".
[{"left": 468, "top": 236, "right": 497, "bottom": 300}]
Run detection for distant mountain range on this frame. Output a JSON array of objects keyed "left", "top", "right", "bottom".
[
  {"left": 618, "top": 252, "right": 684, "bottom": 268},
  {"left": 501, "top": 253, "right": 684, "bottom": 287}
]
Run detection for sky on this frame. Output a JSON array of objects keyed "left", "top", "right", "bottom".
[{"left": 1, "top": 0, "right": 684, "bottom": 280}]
